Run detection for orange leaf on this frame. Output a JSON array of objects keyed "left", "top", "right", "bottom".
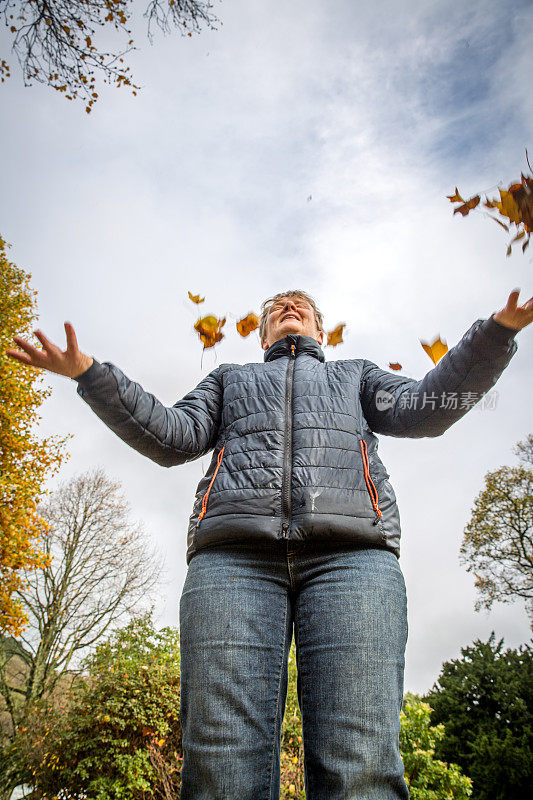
[
  {"left": 497, "top": 189, "right": 522, "bottom": 226},
  {"left": 508, "top": 178, "right": 533, "bottom": 231},
  {"left": 326, "top": 323, "right": 346, "bottom": 346},
  {"left": 388, "top": 362, "right": 402, "bottom": 371},
  {"left": 446, "top": 187, "right": 464, "bottom": 203},
  {"left": 453, "top": 195, "right": 480, "bottom": 217},
  {"left": 188, "top": 291, "right": 205, "bottom": 304},
  {"left": 491, "top": 217, "right": 509, "bottom": 232},
  {"left": 194, "top": 315, "right": 225, "bottom": 348},
  {"left": 420, "top": 335, "right": 448, "bottom": 365},
  {"left": 236, "top": 312, "right": 259, "bottom": 337}
]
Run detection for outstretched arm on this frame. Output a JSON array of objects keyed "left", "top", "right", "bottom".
[
  {"left": 73, "top": 359, "right": 222, "bottom": 467},
  {"left": 6, "top": 322, "right": 223, "bottom": 467},
  {"left": 360, "top": 290, "right": 531, "bottom": 438}
]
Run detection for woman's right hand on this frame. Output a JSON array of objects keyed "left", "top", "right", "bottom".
[{"left": 6, "top": 322, "right": 94, "bottom": 379}]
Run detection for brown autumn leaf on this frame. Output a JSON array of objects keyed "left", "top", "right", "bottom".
[
  {"left": 194, "top": 315, "right": 226, "bottom": 348},
  {"left": 450, "top": 161, "right": 532, "bottom": 255},
  {"left": 326, "top": 323, "right": 346, "bottom": 346},
  {"left": 188, "top": 291, "right": 205, "bottom": 304},
  {"left": 491, "top": 217, "right": 510, "bottom": 232},
  {"left": 496, "top": 189, "right": 521, "bottom": 226},
  {"left": 420, "top": 335, "right": 448, "bottom": 365},
  {"left": 388, "top": 362, "right": 402, "bottom": 371},
  {"left": 446, "top": 187, "right": 464, "bottom": 203},
  {"left": 508, "top": 175, "right": 533, "bottom": 231},
  {"left": 236, "top": 312, "right": 259, "bottom": 337},
  {"left": 453, "top": 195, "right": 480, "bottom": 217}
]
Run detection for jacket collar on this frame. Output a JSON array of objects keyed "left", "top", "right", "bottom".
[{"left": 263, "top": 334, "right": 325, "bottom": 363}]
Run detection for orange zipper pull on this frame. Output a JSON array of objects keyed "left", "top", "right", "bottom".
[
  {"left": 198, "top": 445, "right": 225, "bottom": 523},
  {"left": 359, "top": 440, "right": 382, "bottom": 525}
]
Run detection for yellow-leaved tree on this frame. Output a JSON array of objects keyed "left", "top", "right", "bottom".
[{"left": 0, "top": 235, "right": 70, "bottom": 634}]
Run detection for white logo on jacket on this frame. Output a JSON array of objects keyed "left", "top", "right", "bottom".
[
  {"left": 310, "top": 489, "right": 322, "bottom": 512},
  {"left": 375, "top": 390, "right": 394, "bottom": 410}
]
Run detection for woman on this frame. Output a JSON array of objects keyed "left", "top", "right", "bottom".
[{"left": 7, "top": 288, "right": 529, "bottom": 799}]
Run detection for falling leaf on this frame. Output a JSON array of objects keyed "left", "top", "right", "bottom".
[
  {"left": 188, "top": 291, "right": 205, "bottom": 304},
  {"left": 194, "top": 315, "right": 226, "bottom": 348},
  {"left": 388, "top": 362, "right": 402, "bottom": 371},
  {"left": 496, "top": 190, "right": 521, "bottom": 226},
  {"left": 491, "top": 217, "right": 509, "bottom": 232},
  {"left": 509, "top": 175, "right": 533, "bottom": 231},
  {"left": 446, "top": 187, "right": 464, "bottom": 203},
  {"left": 420, "top": 335, "right": 448, "bottom": 365},
  {"left": 453, "top": 161, "right": 532, "bottom": 256},
  {"left": 236, "top": 312, "right": 259, "bottom": 337},
  {"left": 326, "top": 323, "right": 346, "bottom": 346},
  {"left": 453, "top": 195, "right": 480, "bottom": 217}
]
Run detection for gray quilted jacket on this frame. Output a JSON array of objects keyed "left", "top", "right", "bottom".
[{"left": 74, "top": 314, "right": 518, "bottom": 564}]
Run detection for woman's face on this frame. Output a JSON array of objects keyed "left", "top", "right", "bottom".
[{"left": 262, "top": 296, "right": 323, "bottom": 349}]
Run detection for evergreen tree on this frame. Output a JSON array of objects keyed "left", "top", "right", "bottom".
[{"left": 423, "top": 633, "right": 533, "bottom": 800}]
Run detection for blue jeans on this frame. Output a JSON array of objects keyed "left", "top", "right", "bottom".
[{"left": 179, "top": 539, "right": 409, "bottom": 800}]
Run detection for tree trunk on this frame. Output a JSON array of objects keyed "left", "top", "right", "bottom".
[{"left": 0, "top": 746, "right": 26, "bottom": 800}]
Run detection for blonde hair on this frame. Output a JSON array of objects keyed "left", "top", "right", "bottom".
[{"left": 259, "top": 290, "right": 324, "bottom": 343}]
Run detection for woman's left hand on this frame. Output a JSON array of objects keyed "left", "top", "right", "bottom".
[{"left": 493, "top": 289, "right": 533, "bottom": 332}]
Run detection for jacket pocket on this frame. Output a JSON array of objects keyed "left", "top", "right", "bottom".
[
  {"left": 359, "top": 439, "right": 383, "bottom": 523},
  {"left": 197, "top": 445, "right": 225, "bottom": 524}
]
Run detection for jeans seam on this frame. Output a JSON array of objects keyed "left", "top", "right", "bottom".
[{"left": 267, "top": 591, "right": 289, "bottom": 800}]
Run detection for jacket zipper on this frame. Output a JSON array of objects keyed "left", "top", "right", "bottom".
[
  {"left": 197, "top": 445, "right": 225, "bottom": 524},
  {"left": 359, "top": 439, "right": 383, "bottom": 526},
  {"left": 281, "top": 343, "right": 296, "bottom": 538}
]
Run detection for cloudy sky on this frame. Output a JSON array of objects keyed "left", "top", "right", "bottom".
[{"left": 1, "top": 0, "right": 532, "bottom": 695}]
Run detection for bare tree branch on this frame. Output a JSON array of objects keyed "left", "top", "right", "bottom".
[
  {"left": 0, "top": 465, "right": 162, "bottom": 753},
  {"left": 1, "top": 0, "right": 219, "bottom": 111}
]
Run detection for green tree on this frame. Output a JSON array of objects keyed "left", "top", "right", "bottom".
[
  {"left": 16, "top": 612, "right": 182, "bottom": 800},
  {"left": 279, "top": 641, "right": 471, "bottom": 800},
  {"left": 1, "top": 0, "right": 219, "bottom": 112},
  {"left": 400, "top": 692, "right": 472, "bottom": 799},
  {"left": 423, "top": 633, "right": 533, "bottom": 800},
  {"left": 459, "top": 434, "right": 533, "bottom": 629},
  {"left": 0, "top": 468, "right": 161, "bottom": 800},
  {"left": 12, "top": 626, "right": 481, "bottom": 800},
  {"left": 280, "top": 638, "right": 304, "bottom": 799}
]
